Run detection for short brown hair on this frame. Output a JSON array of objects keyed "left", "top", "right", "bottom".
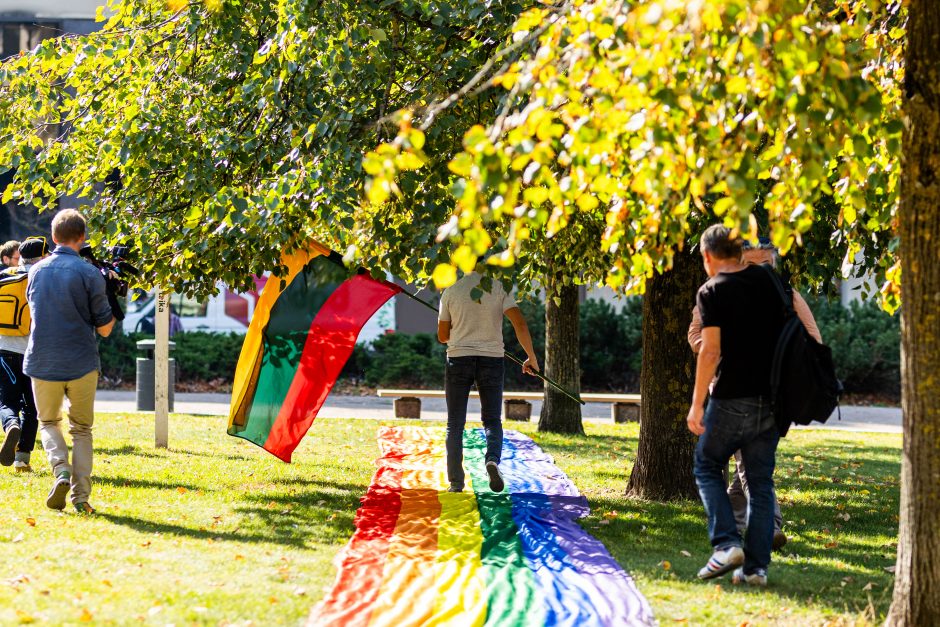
[
  {"left": 51, "top": 209, "right": 86, "bottom": 244},
  {"left": 700, "top": 224, "right": 743, "bottom": 260},
  {"left": 0, "top": 240, "right": 20, "bottom": 261}
]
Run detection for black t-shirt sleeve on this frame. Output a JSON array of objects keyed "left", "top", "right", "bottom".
[{"left": 697, "top": 283, "right": 721, "bottom": 329}]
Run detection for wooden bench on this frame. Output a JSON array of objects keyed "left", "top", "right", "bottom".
[{"left": 376, "top": 389, "right": 642, "bottom": 423}]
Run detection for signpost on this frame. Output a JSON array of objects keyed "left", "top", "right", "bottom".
[{"left": 155, "top": 289, "right": 170, "bottom": 448}]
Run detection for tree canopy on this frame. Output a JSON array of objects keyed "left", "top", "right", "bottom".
[
  {"left": 367, "top": 0, "right": 904, "bottom": 307},
  {"left": 0, "top": 0, "right": 530, "bottom": 294}
]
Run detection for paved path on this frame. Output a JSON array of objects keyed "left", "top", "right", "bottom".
[{"left": 95, "top": 391, "right": 902, "bottom": 433}]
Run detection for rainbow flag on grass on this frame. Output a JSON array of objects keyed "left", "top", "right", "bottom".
[
  {"left": 310, "top": 426, "right": 655, "bottom": 626},
  {"left": 227, "top": 243, "right": 401, "bottom": 462}
]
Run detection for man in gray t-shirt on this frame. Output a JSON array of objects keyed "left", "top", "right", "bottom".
[{"left": 438, "top": 271, "right": 539, "bottom": 493}]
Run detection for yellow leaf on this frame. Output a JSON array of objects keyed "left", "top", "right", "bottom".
[
  {"left": 79, "top": 608, "right": 93, "bottom": 623},
  {"left": 16, "top": 610, "right": 35, "bottom": 624},
  {"left": 25, "top": 518, "right": 36, "bottom": 527},
  {"left": 432, "top": 263, "right": 457, "bottom": 289},
  {"left": 177, "top": 486, "right": 188, "bottom": 494},
  {"left": 167, "top": 0, "right": 187, "bottom": 10},
  {"left": 452, "top": 246, "right": 477, "bottom": 273}
]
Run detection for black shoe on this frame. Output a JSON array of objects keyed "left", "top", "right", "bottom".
[
  {"left": 0, "top": 424, "right": 20, "bottom": 466},
  {"left": 486, "top": 461, "right": 504, "bottom": 493},
  {"left": 446, "top": 484, "right": 463, "bottom": 493},
  {"left": 46, "top": 473, "right": 70, "bottom": 510}
]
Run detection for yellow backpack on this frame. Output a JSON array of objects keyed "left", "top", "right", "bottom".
[{"left": 0, "top": 267, "right": 30, "bottom": 336}]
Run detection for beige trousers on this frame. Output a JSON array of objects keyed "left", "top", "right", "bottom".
[{"left": 33, "top": 370, "right": 98, "bottom": 505}]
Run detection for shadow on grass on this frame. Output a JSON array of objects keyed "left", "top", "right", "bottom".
[
  {"left": 95, "top": 475, "right": 207, "bottom": 492},
  {"left": 99, "top": 486, "right": 361, "bottom": 548},
  {"left": 98, "top": 444, "right": 254, "bottom": 463}
]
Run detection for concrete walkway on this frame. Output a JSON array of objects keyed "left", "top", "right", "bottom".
[{"left": 95, "top": 390, "right": 902, "bottom": 433}]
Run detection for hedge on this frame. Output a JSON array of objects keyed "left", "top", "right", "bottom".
[{"left": 97, "top": 296, "right": 900, "bottom": 399}]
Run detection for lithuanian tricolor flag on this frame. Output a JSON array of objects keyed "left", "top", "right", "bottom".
[{"left": 227, "top": 242, "right": 401, "bottom": 462}]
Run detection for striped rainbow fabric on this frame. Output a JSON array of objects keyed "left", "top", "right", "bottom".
[{"left": 309, "top": 426, "right": 655, "bottom": 627}]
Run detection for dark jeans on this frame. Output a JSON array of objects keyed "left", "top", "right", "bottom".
[
  {"left": 0, "top": 351, "right": 38, "bottom": 454},
  {"left": 445, "top": 356, "right": 504, "bottom": 488},
  {"left": 694, "top": 396, "right": 779, "bottom": 574}
]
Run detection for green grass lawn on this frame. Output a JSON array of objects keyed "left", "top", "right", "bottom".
[{"left": 0, "top": 413, "right": 900, "bottom": 626}]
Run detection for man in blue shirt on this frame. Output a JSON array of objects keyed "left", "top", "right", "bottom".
[{"left": 24, "top": 209, "right": 114, "bottom": 514}]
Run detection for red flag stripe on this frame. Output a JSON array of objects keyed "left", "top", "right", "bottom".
[{"left": 263, "top": 274, "right": 401, "bottom": 461}]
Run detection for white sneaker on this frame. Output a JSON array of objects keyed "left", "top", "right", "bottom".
[
  {"left": 732, "top": 567, "right": 768, "bottom": 587},
  {"left": 697, "top": 546, "right": 744, "bottom": 579}
]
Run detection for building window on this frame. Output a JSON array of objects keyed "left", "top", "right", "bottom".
[{"left": 1, "top": 21, "right": 61, "bottom": 60}]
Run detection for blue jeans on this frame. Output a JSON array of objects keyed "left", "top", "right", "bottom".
[
  {"left": 0, "top": 352, "right": 38, "bottom": 454},
  {"left": 694, "top": 396, "right": 779, "bottom": 574},
  {"left": 445, "top": 356, "right": 504, "bottom": 488}
]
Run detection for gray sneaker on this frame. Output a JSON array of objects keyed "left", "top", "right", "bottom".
[
  {"left": 46, "top": 472, "right": 71, "bottom": 510},
  {"left": 0, "top": 424, "right": 20, "bottom": 466}
]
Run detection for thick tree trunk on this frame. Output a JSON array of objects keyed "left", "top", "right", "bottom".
[
  {"left": 627, "top": 249, "right": 705, "bottom": 500},
  {"left": 887, "top": 3, "right": 940, "bottom": 624},
  {"left": 538, "top": 279, "right": 583, "bottom": 434}
]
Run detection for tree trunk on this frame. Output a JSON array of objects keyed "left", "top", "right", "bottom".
[
  {"left": 887, "top": 3, "right": 940, "bottom": 624},
  {"left": 627, "top": 249, "right": 705, "bottom": 500},
  {"left": 538, "top": 279, "right": 583, "bottom": 434}
]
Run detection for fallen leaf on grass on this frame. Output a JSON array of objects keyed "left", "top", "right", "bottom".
[
  {"left": 140, "top": 541, "right": 151, "bottom": 548},
  {"left": 15, "top": 609, "right": 34, "bottom": 624},
  {"left": 177, "top": 487, "right": 188, "bottom": 494},
  {"left": 79, "top": 608, "right": 93, "bottom": 622},
  {"left": 102, "top": 580, "right": 112, "bottom": 587},
  {"left": 884, "top": 565, "right": 896, "bottom": 573},
  {"left": 659, "top": 561, "right": 671, "bottom": 571},
  {"left": 294, "top": 587, "right": 307, "bottom": 596},
  {"left": 824, "top": 541, "right": 839, "bottom": 549},
  {"left": 12, "top": 533, "right": 24, "bottom": 543},
  {"left": 863, "top": 582, "right": 876, "bottom": 591},
  {"left": 680, "top": 550, "right": 692, "bottom": 557},
  {"left": 25, "top": 518, "right": 36, "bottom": 527}
]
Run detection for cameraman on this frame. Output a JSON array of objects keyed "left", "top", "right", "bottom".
[{"left": 24, "top": 209, "right": 114, "bottom": 514}]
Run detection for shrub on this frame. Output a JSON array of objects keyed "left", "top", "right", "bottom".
[
  {"left": 98, "top": 330, "right": 245, "bottom": 385},
  {"left": 579, "top": 297, "right": 643, "bottom": 392},
  {"left": 363, "top": 332, "right": 445, "bottom": 388},
  {"left": 810, "top": 297, "right": 900, "bottom": 397}
]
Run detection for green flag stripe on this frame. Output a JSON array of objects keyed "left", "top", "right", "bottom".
[{"left": 464, "top": 430, "right": 546, "bottom": 627}]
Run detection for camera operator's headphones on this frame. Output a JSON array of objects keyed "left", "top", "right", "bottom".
[{"left": 18, "top": 236, "right": 48, "bottom": 259}]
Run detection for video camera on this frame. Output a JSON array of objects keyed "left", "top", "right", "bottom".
[{"left": 79, "top": 243, "right": 139, "bottom": 321}]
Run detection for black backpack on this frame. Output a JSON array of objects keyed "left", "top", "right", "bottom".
[{"left": 761, "top": 266, "right": 843, "bottom": 436}]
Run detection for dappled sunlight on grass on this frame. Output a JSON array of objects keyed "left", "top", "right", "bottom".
[{"left": 0, "top": 413, "right": 899, "bottom": 625}]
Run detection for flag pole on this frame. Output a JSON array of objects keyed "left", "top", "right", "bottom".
[{"left": 396, "top": 286, "right": 585, "bottom": 405}]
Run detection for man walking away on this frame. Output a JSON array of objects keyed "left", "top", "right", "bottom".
[
  {"left": 438, "top": 270, "right": 539, "bottom": 493},
  {"left": 0, "top": 238, "right": 50, "bottom": 471},
  {"left": 687, "top": 225, "right": 786, "bottom": 587},
  {"left": 687, "top": 236, "right": 823, "bottom": 551},
  {"left": 25, "top": 210, "right": 114, "bottom": 514}
]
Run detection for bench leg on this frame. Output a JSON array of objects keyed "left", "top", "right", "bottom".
[
  {"left": 394, "top": 397, "right": 422, "bottom": 419},
  {"left": 504, "top": 399, "right": 532, "bottom": 422},
  {"left": 612, "top": 402, "right": 640, "bottom": 424}
]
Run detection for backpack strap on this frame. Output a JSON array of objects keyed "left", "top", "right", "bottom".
[{"left": 758, "top": 264, "right": 796, "bottom": 318}]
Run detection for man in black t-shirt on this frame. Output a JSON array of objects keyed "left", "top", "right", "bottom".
[{"left": 687, "top": 225, "right": 785, "bottom": 587}]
